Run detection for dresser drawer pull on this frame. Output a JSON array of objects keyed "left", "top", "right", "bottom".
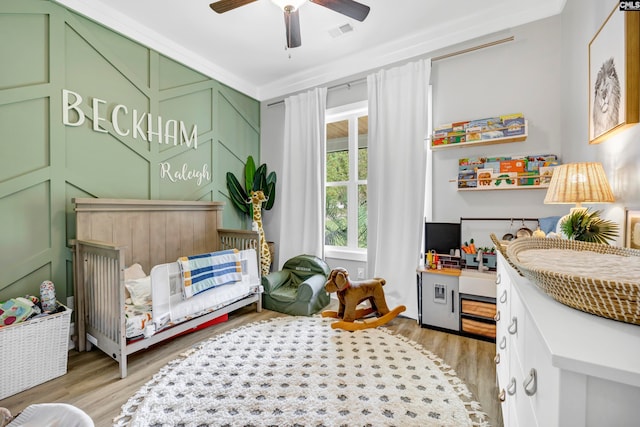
[
  {"left": 523, "top": 368, "right": 538, "bottom": 396},
  {"left": 498, "top": 388, "right": 506, "bottom": 402},
  {"left": 494, "top": 353, "right": 500, "bottom": 365},
  {"left": 499, "top": 290, "right": 507, "bottom": 303},
  {"left": 494, "top": 311, "right": 501, "bottom": 322},
  {"left": 507, "top": 377, "right": 517, "bottom": 395},
  {"left": 508, "top": 317, "right": 518, "bottom": 335},
  {"left": 499, "top": 336, "right": 507, "bottom": 350},
  {"left": 495, "top": 273, "right": 501, "bottom": 285}
]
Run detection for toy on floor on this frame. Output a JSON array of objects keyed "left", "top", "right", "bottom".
[{"left": 322, "top": 267, "right": 406, "bottom": 331}]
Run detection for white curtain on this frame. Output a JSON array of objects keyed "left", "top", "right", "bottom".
[
  {"left": 278, "top": 87, "right": 328, "bottom": 268},
  {"left": 367, "top": 59, "right": 431, "bottom": 320}
]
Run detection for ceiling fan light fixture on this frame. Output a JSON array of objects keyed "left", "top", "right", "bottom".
[
  {"left": 271, "top": 0, "right": 306, "bottom": 11},
  {"left": 209, "top": 0, "right": 370, "bottom": 49}
]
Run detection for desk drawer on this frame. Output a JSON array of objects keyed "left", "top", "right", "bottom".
[
  {"left": 461, "top": 317, "right": 496, "bottom": 339},
  {"left": 461, "top": 299, "right": 496, "bottom": 318}
]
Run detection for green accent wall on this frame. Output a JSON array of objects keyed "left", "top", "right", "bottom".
[{"left": 0, "top": 0, "right": 260, "bottom": 303}]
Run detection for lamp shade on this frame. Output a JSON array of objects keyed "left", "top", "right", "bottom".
[{"left": 544, "top": 162, "right": 615, "bottom": 207}]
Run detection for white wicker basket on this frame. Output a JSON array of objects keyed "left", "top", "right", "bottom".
[{"left": 0, "top": 303, "right": 72, "bottom": 399}]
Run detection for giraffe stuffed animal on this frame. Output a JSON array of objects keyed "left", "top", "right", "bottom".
[{"left": 249, "top": 190, "right": 271, "bottom": 276}]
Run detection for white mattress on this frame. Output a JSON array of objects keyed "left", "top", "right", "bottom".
[{"left": 124, "top": 286, "right": 252, "bottom": 340}]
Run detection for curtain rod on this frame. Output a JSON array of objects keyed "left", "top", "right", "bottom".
[
  {"left": 266, "top": 36, "right": 515, "bottom": 107},
  {"left": 431, "top": 36, "right": 514, "bottom": 62},
  {"left": 460, "top": 217, "right": 539, "bottom": 222}
]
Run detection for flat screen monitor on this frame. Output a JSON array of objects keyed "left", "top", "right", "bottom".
[{"left": 424, "top": 222, "right": 461, "bottom": 255}]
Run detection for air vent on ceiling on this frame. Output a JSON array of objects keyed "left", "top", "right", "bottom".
[{"left": 328, "top": 23, "right": 354, "bottom": 38}]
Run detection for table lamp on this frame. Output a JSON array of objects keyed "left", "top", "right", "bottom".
[{"left": 544, "top": 162, "right": 615, "bottom": 237}]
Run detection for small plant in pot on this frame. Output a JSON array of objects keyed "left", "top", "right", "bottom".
[
  {"left": 226, "top": 155, "right": 276, "bottom": 218},
  {"left": 559, "top": 208, "right": 619, "bottom": 245}
]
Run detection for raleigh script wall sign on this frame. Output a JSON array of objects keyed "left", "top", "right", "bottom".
[{"left": 62, "top": 89, "right": 210, "bottom": 186}]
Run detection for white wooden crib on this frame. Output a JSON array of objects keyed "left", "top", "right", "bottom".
[{"left": 71, "top": 198, "right": 262, "bottom": 378}]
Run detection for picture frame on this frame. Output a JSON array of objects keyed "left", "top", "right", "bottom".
[
  {"left": 624, "top": 208, "right": 640, "bottom": 249},
  {"left": 588, "top": 6, "right": 640, "bottom": 144}
]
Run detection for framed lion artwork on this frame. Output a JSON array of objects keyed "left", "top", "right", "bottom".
[{"left": 588, "top": 5, "right": 640, "bottom": 144}]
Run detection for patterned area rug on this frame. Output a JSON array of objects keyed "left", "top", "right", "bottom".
[{"left": 114, "top": 316, "right": 488, "bottom": 427}]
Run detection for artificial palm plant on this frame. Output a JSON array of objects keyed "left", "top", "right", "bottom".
[
  {"left": 226, "top": 155, "right": 276, "bottom": 217},
  {"left": 559, "top": 208, "right": 619, "bottom": 245}
]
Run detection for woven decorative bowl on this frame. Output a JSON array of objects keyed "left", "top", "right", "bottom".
[
  {"left": 505, "top": 237, "right": 640, "bottom": 326},
  {"left": 490, "top": 233, "right": 521, "bottom": 274}
]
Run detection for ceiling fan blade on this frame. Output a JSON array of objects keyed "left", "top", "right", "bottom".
[
  {"left": 209, "top": 0, "right": 257, "bottom": 14},
  {"left": 309, "top": 0, "right": 370, "bottom": 22},
  {"left": 284, "top": 7, "right": 301, "bottom": 48}
]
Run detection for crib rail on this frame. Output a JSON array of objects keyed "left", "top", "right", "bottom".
[
  {"left": 74, "top": 240, "right": 126, "bottom": 355},
  {"left": 218, "top": 228, "right": 261, "bottom": 274}
]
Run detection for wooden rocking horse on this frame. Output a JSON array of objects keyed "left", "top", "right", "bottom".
[{"left": 322, "top": 267, "right": 406, "bottom": 331}]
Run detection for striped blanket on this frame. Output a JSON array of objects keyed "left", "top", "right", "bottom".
[{"left": 178, "top": 249, "right": 242, "bottom": 298}]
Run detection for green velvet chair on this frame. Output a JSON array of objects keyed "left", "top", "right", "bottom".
[{"left": 261, "top": 254, "right": 331, "bottom": 316}]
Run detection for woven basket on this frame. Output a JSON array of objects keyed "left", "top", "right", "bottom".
[
  {"left": 0, "top": 303, "right": 72, "bottom": 399},
  {"left": 490, "top": 233, "right": 522, "bottom": 275},
  {"left": 505, "top": 238, "right": 640, "bottom": 326}
]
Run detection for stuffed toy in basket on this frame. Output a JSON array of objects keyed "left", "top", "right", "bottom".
[{"left": 322, "top": 267, "right": 405, "bottom": 331}]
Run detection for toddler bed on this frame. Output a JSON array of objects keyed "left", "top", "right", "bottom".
[{"left": 71, "top": 198, "right": 262, "bottom": 378}]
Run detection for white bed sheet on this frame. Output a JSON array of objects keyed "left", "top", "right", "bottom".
[{"left": 124, "top": 303, "right": 152, "bottom": 339}]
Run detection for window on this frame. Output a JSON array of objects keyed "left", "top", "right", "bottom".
[{"left": 325, "top": 102, "right": 368, "bottom": 259}]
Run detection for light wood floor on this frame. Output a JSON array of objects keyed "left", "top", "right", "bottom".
[{"left": 0, "top": 303, "right": 502, "bottom": 427}]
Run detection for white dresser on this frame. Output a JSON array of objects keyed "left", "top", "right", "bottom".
[{"left": 495, "top": 252, "right": 640, "bottom": 427}]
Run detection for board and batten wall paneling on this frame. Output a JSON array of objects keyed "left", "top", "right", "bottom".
[{"left": 0, "top": 0, "right": 260, "bottom": 303}]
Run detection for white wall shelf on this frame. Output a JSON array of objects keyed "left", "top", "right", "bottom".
[
  {"left": 451, "top": 175, "right": 551, "bottom": 191},
  {"left": 431, "top": 121, "right": 528, "bottom": 150},
  {"left": 456, "top": 184, "right": 549, "bottom": 191}
]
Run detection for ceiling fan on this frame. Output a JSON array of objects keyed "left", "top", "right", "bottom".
[{"left": 209, "top": 0, "right": 370, "bottom": 49}]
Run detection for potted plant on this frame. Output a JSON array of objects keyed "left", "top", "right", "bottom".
[
  {"left": 559, "top": 208, "right": 619, "bottom": 245},
  {"left": 226, "top": 155, "right": 276, "bottom": 218},
  {"left": 226, "top": 156, "right": 277, "bottom": 273}
]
